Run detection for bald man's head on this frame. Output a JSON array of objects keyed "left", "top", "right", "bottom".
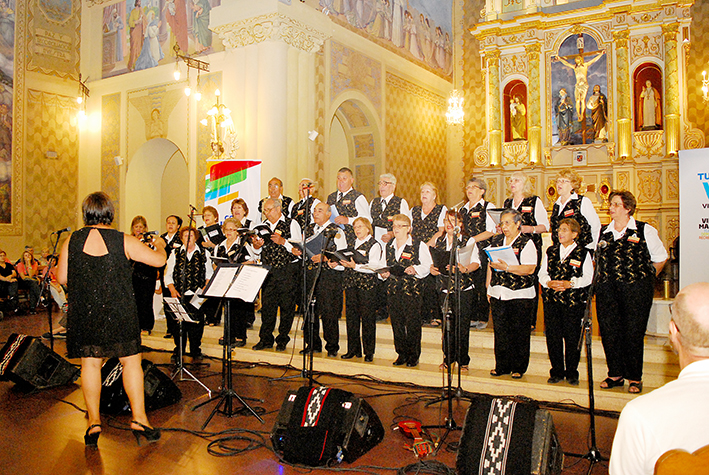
[{"left": 672, "top": 282, "right": 709, "bottom": 357}]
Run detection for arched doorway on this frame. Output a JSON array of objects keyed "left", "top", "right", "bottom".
[
  {"left": 124, "top": 138, "right": 188, "bottom": 232},
  {"left": 327, "top": 96, "right": 382, "bottom": 201}
]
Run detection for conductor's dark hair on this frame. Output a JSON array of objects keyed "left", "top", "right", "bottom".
[{"left": 82, "top": 192, "right": 114, "bottom": 226}]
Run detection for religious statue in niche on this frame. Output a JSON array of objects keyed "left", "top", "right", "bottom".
[
  {"left": 637, "top": 79, "right": 662, "bottom": 131},
  {"left": 551, "top": 32, "right": 608, "bottom": 146},
  {"left": 510, "top": 95, "right": 527, "bottom": 141},
  {"left": 586, "top": 84, "right": 608, "bottom": 142}
]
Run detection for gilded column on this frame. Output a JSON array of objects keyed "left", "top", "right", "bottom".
[
  {"left": 487, "top": 49, "right": 502, "bottom": 166},
  {"left": 663, "top": 23, "right": 680, "bottom": 156},
  {"left": 526, "top": 43, "right": 541, "bottom": 165},
  {"left": 613, "top": 30, "right": 631, "bottom": 159}
]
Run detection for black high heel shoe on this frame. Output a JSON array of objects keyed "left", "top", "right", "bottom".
[
  {"left": 84, "top": 424, "right": 102, "bottom": 447},
  {"left": 131, "top": 420, "right": 161, "bottom": 446}
]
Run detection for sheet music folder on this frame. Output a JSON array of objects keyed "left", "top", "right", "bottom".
[{"left": 201, "top": 263, "right": 270, "bottom": 303}]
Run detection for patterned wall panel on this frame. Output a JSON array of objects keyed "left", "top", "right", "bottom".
[
  {"left": 315, "top": 51, "right": 326, "bottom": 193},
  {"left": 385, "top": 73, "right": 447, "bottom": 206},
  {"left": 686, "top": 1, "right": 709, "bottom": 143},
  {"left": 101, "top": 93, "right": 121, "bottom": 223},
  {"left": 462, "top": 0, "right": 487, "bottom": 178},
  {"left": 331, "top": 41, "right": 381, "bottom": 113},
  {"left": 25, "top": 90, "right": 79, "bottom": 247},
  {"left": 27, "top": 0, "right": 81, "bottom": 79}
]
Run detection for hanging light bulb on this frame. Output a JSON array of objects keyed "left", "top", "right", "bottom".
[
  {"left": 184, "top": 85, "right": 192, "bottom": 97},
  {"left": 173, "top": 61, "right": 181, "bottom": 81}
]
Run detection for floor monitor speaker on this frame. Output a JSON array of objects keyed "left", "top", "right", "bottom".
[
  {"left": 271, "top": 386, "right": 385, "bottom": 466},
  {"left": 0, "top": 333, "right": 79, "bottom": 389},
  {"left": 100, "top": 357, "right": 181, "bottom": 414},
  {"left": 456, "top": 395, "right": 564, "bottom": 475}
]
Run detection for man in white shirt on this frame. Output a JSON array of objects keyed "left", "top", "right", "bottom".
[
  {"left": 326, "top": 167, "right": 370, "bottom": 246},
  {"left": 370, "top": 173, "right": 411, "bottom": 245},
  {"left": 609, "top": 282, "right": 709, "bottom": 475}
]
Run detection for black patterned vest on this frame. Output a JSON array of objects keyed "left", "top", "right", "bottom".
[
  {"left": 550, "top": 195, "right": 593, "bottom": 248},
  {"left": 160, "top": 233, "right": 183, "bottom": 260},
  {"left": 370, "top": 195, "right": 403, "bottom": 232},
  {"left": 327, "top": 188, "right": 364, "bottom": 246},
  {"left": 172, "top": 247, "right": 207, "bottom": 294},
  {"left": 433, "top": 234, "right": 474, "bottom": 290},
  {"left": 488, "top": 234, "right": 536, "bottom": 290},
  {"left": 216, "top": 240, "right": 247, "bottom": 264},
  {"left": 385, "top": 239, "right": 422, "bottom": 296},
  {"left": 462, "top": 200, "right": 493, "bottom": 261},
  {"left": 259, "top": 195, "right": 293, "bottom": 216},
  {"left": 343, "top": 237, "right": 380, "bottom": 290},
  {"left": 541, "top": 244, "right": 590, "bottom": 306},
  {"left": 260, "top": 218, "right": 294, "bottom": 269},
  {"left": 596, "top": 221, "right": 655, "bottom": 285},
  {"left": 412, "top": 204, "right": 444, "bottom": 243},
  {"left": 304, "top": 222, "right": 340, "bottom": 269},
  {"left": 505, "top": 195, "right": 543, "bottom": 265},
  {"left": 291, "top": 196, "right": 316, "bottom": 230}
]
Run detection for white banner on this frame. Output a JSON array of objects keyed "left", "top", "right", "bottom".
[{"left": 678, "top": 148, "right": 709, "bottom": 288}]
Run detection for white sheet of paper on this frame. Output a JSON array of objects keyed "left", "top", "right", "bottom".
[
  {"left": 202, "top": 265, "right": 269, "bottom": 303},
  {"left": 163, "top": 297, "right": 198, "bottom": 323},
  {"left": 484, "top": 245, "right": 519, "bottom": 270}
]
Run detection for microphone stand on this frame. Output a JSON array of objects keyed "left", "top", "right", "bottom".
[
  {"left": 570, "top": 243, "right": 606, "bottom": 472},
  {"left": 170, "top": 205, "right": 210, "bottom": 398},
  {"left": 40, "top": 230, "right": 67, "bottom": 351},
  {"left": 423, "top": 231, "right": 464, "bottom": 456}
]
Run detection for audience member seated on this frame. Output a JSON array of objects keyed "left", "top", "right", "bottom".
[
  {"left": 0, "top": 249, "right": 18, "bottom": 312},
  {"left": 609, "top": 282, "right": 709, "bottom": 475},
  {"left": 15, "top": 248, "right": 42, "bottom": 314}
]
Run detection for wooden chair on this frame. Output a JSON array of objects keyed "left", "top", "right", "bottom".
[{"left": 654, "top": 444, "right": 709, "bottom": 475}]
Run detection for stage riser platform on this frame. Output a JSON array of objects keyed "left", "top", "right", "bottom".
[{"left": 143, "top": 314, "right": 678, "bottom": 413}]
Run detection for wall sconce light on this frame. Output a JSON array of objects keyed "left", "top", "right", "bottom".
[
  {"left": 445, "top": 89, "right": 464, "bottom": 125},
  {"left": 173, "top": 44, "right": 209, "bottom": 98},
  {"left": 77, "top": 73, "right": 89, "bottom": 120},
  {"left": 201, "top": 89, "right": 237, "bottom": 159},
  {"left": 703, "top": 71, "right": 709, "bottom": 102}
]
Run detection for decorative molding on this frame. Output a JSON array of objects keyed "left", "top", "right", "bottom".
[
  {"left": 474, "top": 136, "right": 490, "bottom": 167},
  {"left": 667, "top": 169, "right": 679, "bottom": 201},
  {"left": 501, "top": 53, "right": 527, "bottom": 78},
  {"left": 667, "top": 217, "right": 679, "bottom": 242},
  {"left": 617, "top": 171, "right": 630, "bottom": 191},
  {"left": 613, "top": 29, "right": 629, "bottom": 49},
  {"left": 213, "top": 13, "right": 328, "bottom": 54},
  {"left": 386, "top": 73, "right": 446, "bottom": 107},
  {"left": 637, "top": 169, "right": 662, "bottom": 202},
  {"left": 633, "top": 131, "right": 664, "bottom": 160},
  {"left": 630, "top": 35, "right": 662, "bottom": 63},
  {"left": 683, "top": 123, "right": 705, "bottom": 150},
  {"left": 86, "top": 0, "right": 114, "bottom": 6},
  {"left": 502, "top": 140, "right": 529, "bottom": 166}
]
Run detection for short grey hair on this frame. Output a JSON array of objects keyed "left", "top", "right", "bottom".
[{"left": 380, "top": 173, "right": 397, "bottom": 185}]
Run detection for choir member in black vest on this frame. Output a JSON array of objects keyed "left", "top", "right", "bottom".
[
  {"left": 460, "top": 177, "right": 497, "bottom": 329},
  {"left": 487, "top": 209, "right": 537, "bottom": 379},
  {"left": 550, "top": 169, "right": 601, "bottom": 252},
  {"left": 370, "top": 173, "right": 411, "bottom": 244},
  {"left": 504, "top": 171, "right": 550, "bottom": 330},
  {"left": 213, "top": 217, "right": 253, "bottom": 347},
  {"left": 326, "top": 167, "right": 370, "bottom": 247},
  {"left": 412, "top": 182, "right": 447, "bottom": 326},
  {"left": 340, "top": 217, "right": 385, "bottom": 362},
  {"left": 129, "top": 215, "right": 159, "bottom": 335},
  {"left": 539, "top": 218, "right": 593, "bottom": 385},
  {"left": 230, "top": 198, "right": 257, "bottom": 328},
  {"left": 430, "top": 210, "right": 480, "bottom": 371},
  {"left": 165, "top": 226, "right": 213, "bottom": 359},
  {"left": 300, "top": 202, "right": 348, "bottom": 357},
  {"left": 159, "top": 214, "right": 183, "bottom": 339},
  {"left": 251, "top": 198, "right": 302, "bottom": 351},
  {"left": 291, "top": 178, "right": 320, "bottom": 230},
  {"left": 381, "top": 214, "right": 433, "bottom": 367},
  {"left": 259, "top": 177, "right": 294, "bottom": 223},
  {"left": 197, "top": 205, "right": 220, "bottom": 251},
  {"left": 595, "top": 191, "right": 667, "bottom": 394},
  {"left": 370, "top": 173, "right": 410, "bottom": 321}
]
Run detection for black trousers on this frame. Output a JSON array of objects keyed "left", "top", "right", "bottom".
[
  {"left": 543, "top": 299, "right": 584, "bottom": 380},
  {"left": 440, "top": 288, "right": 473, "bottom": 365},
  {"left": 490, "top": 297, "right": 534, "bottom": 374},
  {"left": 132, "top": 274, "right": 156, "bottom": 332},
  {"left": 421, "top": 274, "right": 442, "bottom": 323},
  {"left": 172, "top": 303, "right": 205, "bottom": 355},
  {"left": 303, "top": 268, "right": 343, "bottom": 354},
  {"left": 595, "top": 277, "right": 654, "bottom": 382},
  {"left": 259, "top": 263, "right": 297, "bottom": 347},
  {"left": 388, "top": 279, "right": 422, "bottom": 364},
  {"left": 344, "top": 286, "right": 377, "bottom": 357},
  {"left": 470, "top": 265, "right": 489, "bottom": 323},
  {"left": 223, "top": 299, "right": 252, "bottom": 341}
]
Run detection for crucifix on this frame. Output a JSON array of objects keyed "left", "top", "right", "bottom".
[{"left": 552, "top": 34, "right": 606, "bottom": 143}]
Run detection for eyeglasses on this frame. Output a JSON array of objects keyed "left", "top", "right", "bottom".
[
  {"left": 466, "top": 185, "right": 481, "bottom": 190},
  {"left": 556, "top": 179, "right": 571, "bottom": 185},
  {"left": 378, "top": 181, "right": 393, "bottom": 186}
]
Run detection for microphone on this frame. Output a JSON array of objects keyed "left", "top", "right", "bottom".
[{"left": 52, "top": 227, "right": 71, "bottom": 234}]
